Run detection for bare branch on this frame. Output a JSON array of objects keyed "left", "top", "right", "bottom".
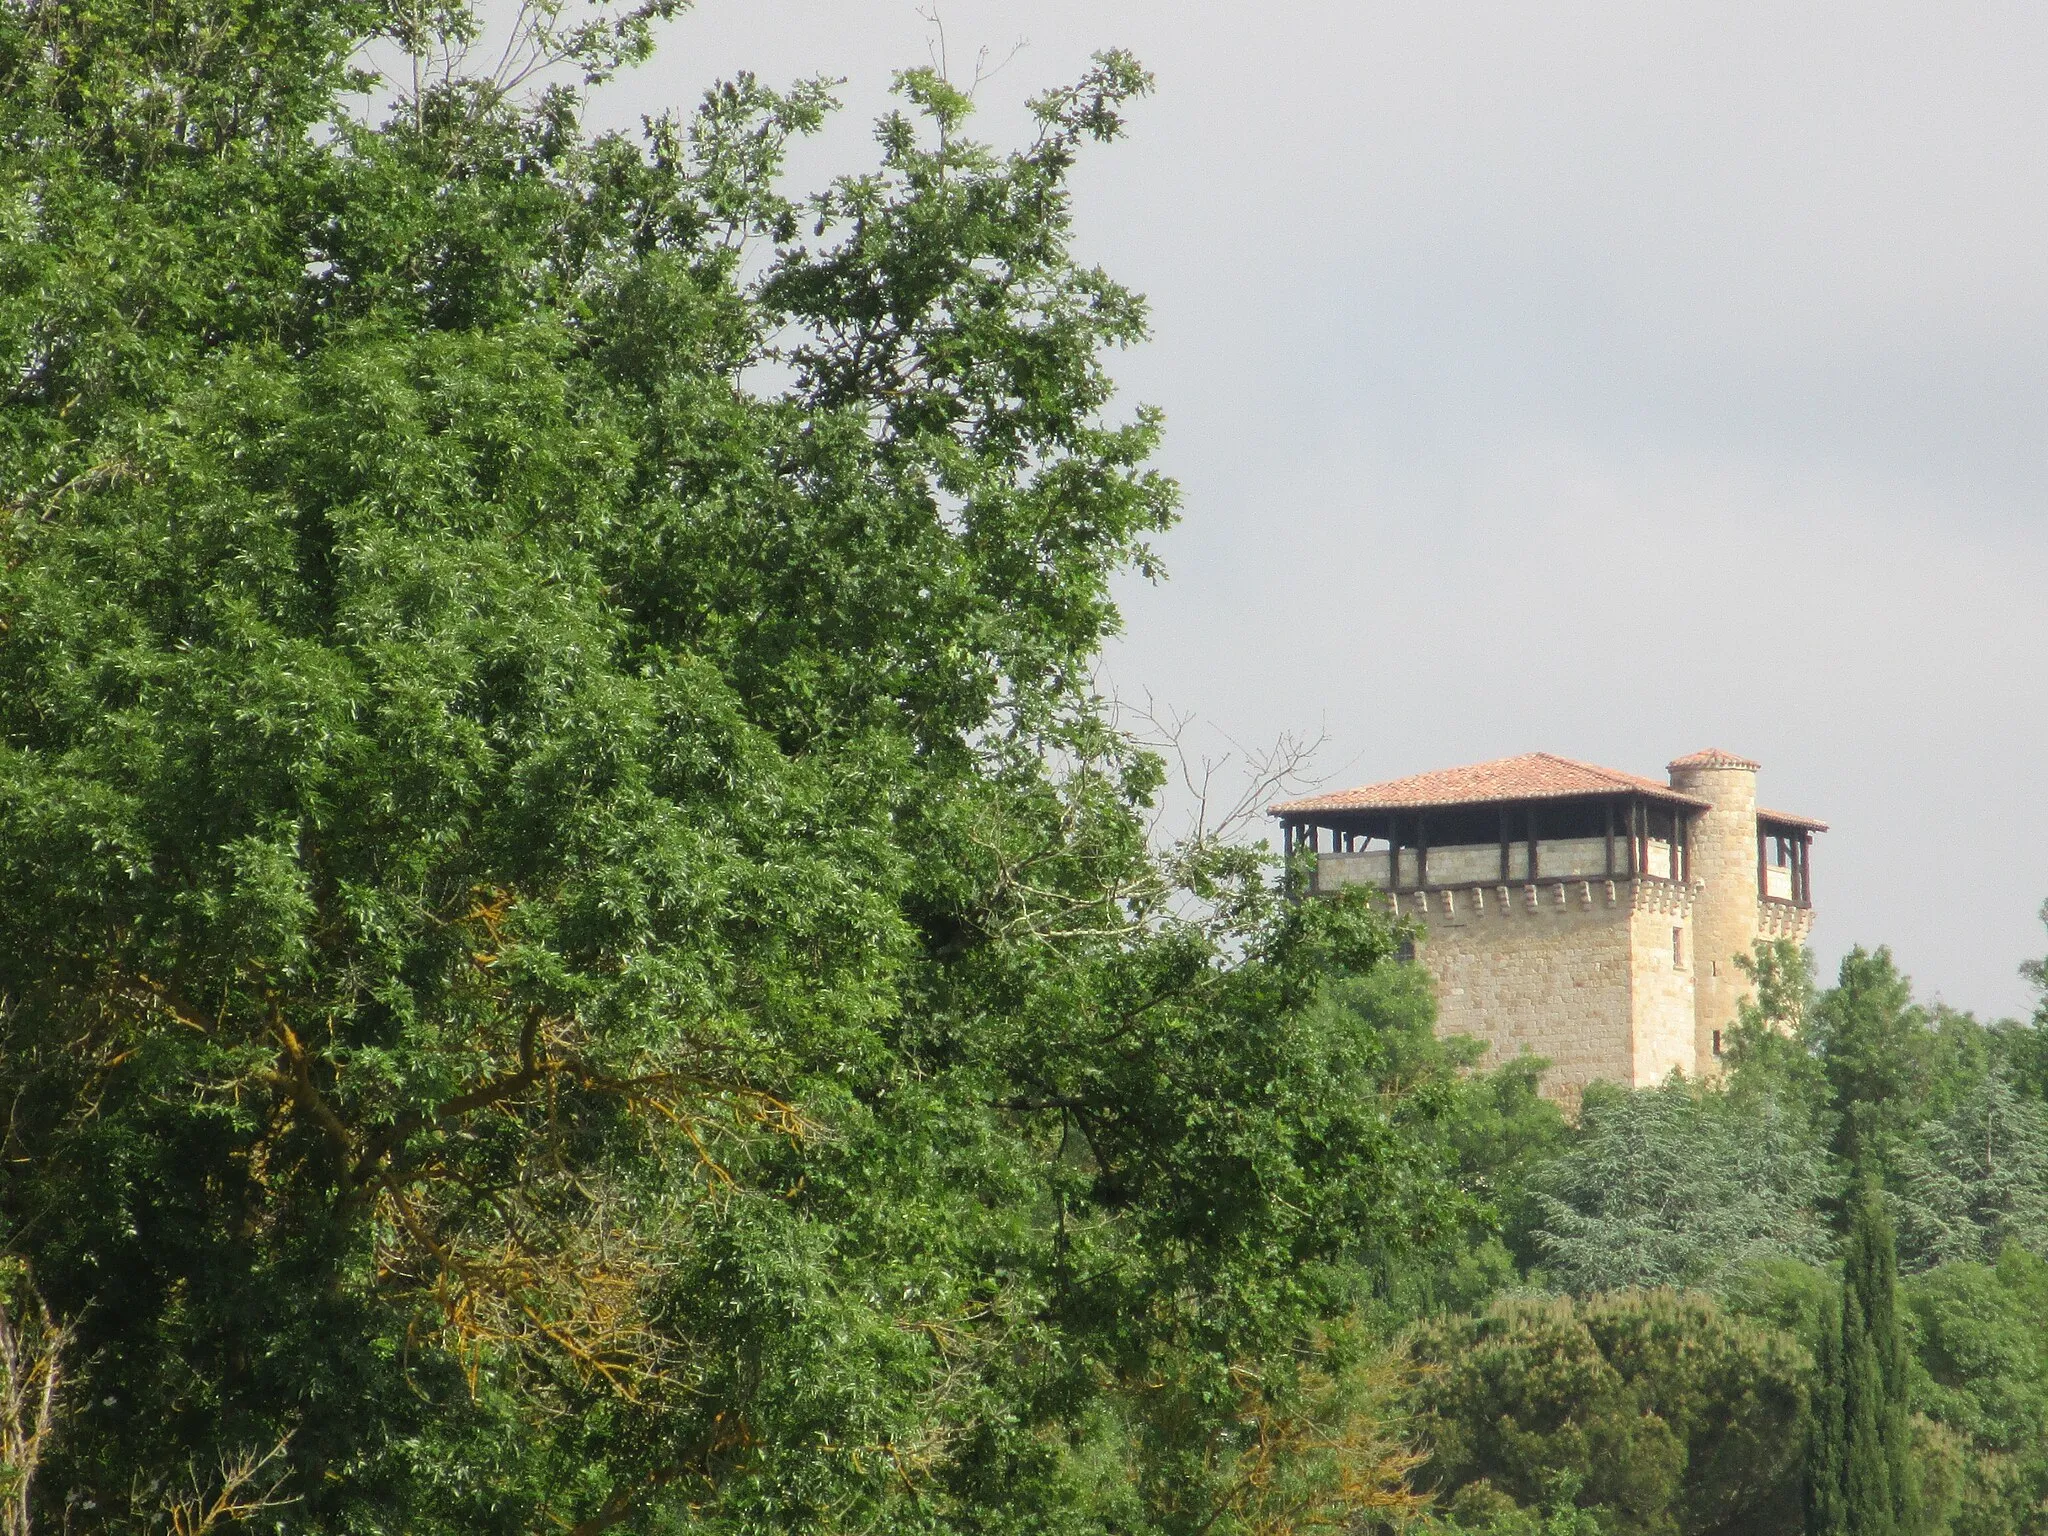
[
  {"left": 916, "top": 5, "right": 1028, "bottom": 98},
  {"left": 160, "top": 1435, "right": 298, "bottom": 1536},
  {"left": 0, "top": 1266, "right": 75, "bottom": 1536},
  {"left": 1109, "top": 686, "right": 1329, "bottom": 851}
]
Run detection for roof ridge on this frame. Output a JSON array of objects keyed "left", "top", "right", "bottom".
[
  {"left": 1269, "top": 749, "right": 1714, "bottom": 817},
  {"left": 1537, "top": 749, "right": 1636, "bottom": 776}
]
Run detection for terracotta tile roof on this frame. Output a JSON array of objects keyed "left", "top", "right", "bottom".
[
  {"left": 1759, "top": 807, "right": 1830, "bottom": 832},
  {"left": 1668, "top": 748, "right": 1761, "bottom": 771},
  {"left": 1270, "top": 752, "right": 1713, "bottom": 817}
]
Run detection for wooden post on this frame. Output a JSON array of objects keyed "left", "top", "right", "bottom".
[
  {"left": 1604, "top": 799, "right": 1615, "bottom": 878},
  {"left": 1418, "top": 814, "right": 1429, "bottom": 889},
  {"left": 1500, "top": 808, "right": 1511, "bottom": 883},
  {"left": 1757, "top": 827, "right": 1768, "bottom": 899},
  {"left": 1527, "top": 806, "right": 1539, "bottom": 883}
]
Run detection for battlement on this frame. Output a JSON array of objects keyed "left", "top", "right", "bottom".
[{"left": 1758, "top": 897, "right": 1816, "bottom": 944}]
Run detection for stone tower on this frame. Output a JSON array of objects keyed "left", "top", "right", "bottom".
[
  {"left": 1270, "top": 749, "right": 1824, "bottom": 1107},
  {"left": 1667, "top": 749, "right": 1762, "bottom": 1066}
]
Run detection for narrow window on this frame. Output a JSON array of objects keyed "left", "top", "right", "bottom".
[
  {"left": 1712, "top": 1029, "right": 1723, "bottom": 1057},
  {"left": 1672, "top": 927, "right": 1685, "bottom": 968},
  {"left": 1395, "top": 937, "right": 1417, "bottom": 965}
]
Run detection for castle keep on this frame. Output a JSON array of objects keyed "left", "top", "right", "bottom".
[{"left": 1270, "top": 750, "right": 1824, "bottom": 1105}]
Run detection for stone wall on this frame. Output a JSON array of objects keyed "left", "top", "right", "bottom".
[
  {"left": 1386, "top": 876, "right": 1693, "bottom": 1111},
  {"left": 1627, "top": 879, "right": 1699, "bottom": 1085}
]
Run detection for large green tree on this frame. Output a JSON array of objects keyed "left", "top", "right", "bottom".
[
  {"left": 1809, "top": 949, "right": 1934, "bottom": 1169},
  {"left": 1892, "top": 1074, "right": 2048, "bottom": 1271},
  {"left": 1528, "top": 1079, "right": 1830, "bottom": 1296},
  {"left": 1308, "top": 965, "right": 1567, "bottom": 1322},
  {"left": 0, "top": 3, "right": 1451, "bottom": 1531},
  {"left": 1406, "top": 1289, "right": 1811, "bottom": 1536},
  {"left": 1904, "top": 1245, "right": 2048, "bottom": 1454}
]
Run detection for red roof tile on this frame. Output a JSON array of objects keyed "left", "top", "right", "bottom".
[
  {"left": 1760, "top": 807, "right": 1830, "bottom": 831},
  {"left": 1270, "top": 752, "right": 1713, "bottom": 817},
  {"left": 1668, "top": 748, "right": 1761, "bottom": 771}
]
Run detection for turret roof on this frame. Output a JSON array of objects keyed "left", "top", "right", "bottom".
[{"left": 1668, "top": 748, "right": 1761, "bottom": 771}]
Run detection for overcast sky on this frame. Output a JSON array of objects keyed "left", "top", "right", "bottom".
[{"left": 591, "top": 1, "right": 2048, "bottom": 1020}]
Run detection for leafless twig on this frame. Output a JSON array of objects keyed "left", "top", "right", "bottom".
[
  {"left": 159, "top": 1436, "right": 298, "bottom": 1536},
  {"left": 917, "top": 5, "right": 1028, "bottom": 97},
  {"left": 0, "top": 1262, "right": 74, "bottom": 1536},
  {"left": 1111, "top": 689, "right": 1328, "bottom": 853}
]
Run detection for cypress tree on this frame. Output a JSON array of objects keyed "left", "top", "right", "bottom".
[
  {"left": 1841, "top": 1284, "right": 1894, "bottom": 1536},
  {"left": 1808, "top": 1177, "right": 1918, "bottom": 1535},
  {"left": 1846, "top": 1178, "right": 1918, "bottom": 1534},
  {"left": 1807, "top": 1293, "right": 1848, "bottom": 1536}
]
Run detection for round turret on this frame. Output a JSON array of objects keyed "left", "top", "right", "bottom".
[{"left": 1667, "top": 749, "right": 1761, "bottom": 1071}]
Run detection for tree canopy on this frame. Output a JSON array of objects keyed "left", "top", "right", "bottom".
[
  {"left": 1530, "top": 1079, "right": 1830, "bottom": 1295},
  {"left": 0, "top": 4, "right": 1456, "bottom": 1531}
]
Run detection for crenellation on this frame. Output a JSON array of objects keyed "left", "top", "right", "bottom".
[{"left": 1758, "top": 899, "right": 1815, "bottom": 943}]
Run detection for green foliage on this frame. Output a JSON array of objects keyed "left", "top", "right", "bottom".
[
  {"left": 1310, "top": 966, "right": 1567, "bottom": 1320},
  {"left": 2000, "top": 907, "right": 2048, "bottom": 1099},
  {"left": 2023, "top": 901, "right": 2048, "bottom": 1028},
  {"left": 7, "top": 9, "right": 2048, "bottom": 1530},
  {"left": 1808, "top": 1180, "right": 1919, "bottom": 1536},
  {"left": 1407, "top": 1289, "right": 1811, "bottom": 1536},
  {"left": 1811, "top": 949, "right": 1935, "bottom": 1169},
  {"left": 1529, "top": 1078, "right": 1831, "bottom": 1295},
  {"left": 1727, "top": 940, "right": 1831, "bottom": 1128},
  {"left": 1942, "top": 1445, "right": 2048, "bottom": 1536},
  {"left": 1433, "top": 1471, "right": 1605, "bottom": 1536},
  {"left": 1411, "top": 934, "right": 2048, "bottom": 1536},
  {"left": 1903, "top": 1246, "right": 2048, "bottom": 1452},
  {"left": 1720, "top": 1256, "right": 1838, "bottom": 1347},
  {"left": 1809, "top": 1291, "right": 1849, "bottom": 1536},
  {"left": 0, "top": 4, "right": 1463, "bottom": 1531},
  {"left": 1893, "top": 1075, "right": 2048, "bottom": 1271}
]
